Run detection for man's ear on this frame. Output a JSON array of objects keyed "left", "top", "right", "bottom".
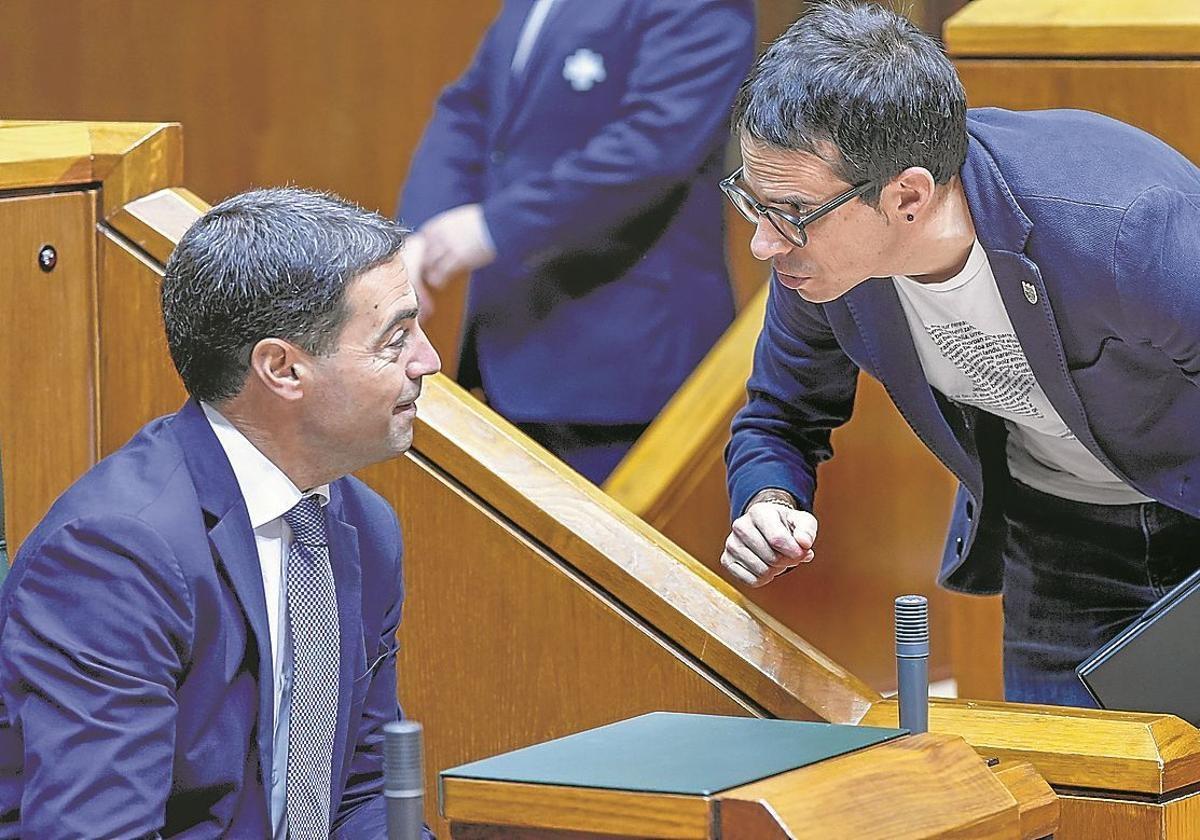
[
  {"left": 882, "top": 167, "right": 937, "bottom": 224},
  {"left": 248, "top": 338, "right": 307, "bottom": 402}
]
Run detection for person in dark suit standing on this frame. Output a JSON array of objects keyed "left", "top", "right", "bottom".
[
  {"left": 0, "top": 188, "right": 440, "bottom": 838},
  {"left": 718, "top": 2, "right": 1200, "bottom": 706},
  {"left": 399, "top": 0, "right": 756, "bottom": 483}
]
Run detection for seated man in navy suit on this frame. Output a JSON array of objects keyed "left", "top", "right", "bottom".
[
  {"left": 0, "top": 188, "right": 440, "bottom": 837},
  {"left": 719, "top": 3, "right": 1200, "bottom": 706}
]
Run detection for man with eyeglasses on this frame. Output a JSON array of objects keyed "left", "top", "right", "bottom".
[{"left": 720, "top": 2, "right": 1200, "bottom": 707}]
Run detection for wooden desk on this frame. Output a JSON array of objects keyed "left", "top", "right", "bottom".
[{"left": 443, "top": 732, "right": 1056, "bottom": 839}]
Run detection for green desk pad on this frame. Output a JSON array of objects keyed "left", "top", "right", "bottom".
[{"left": 442, "top": 712, "right": 907, "bottom": 796}]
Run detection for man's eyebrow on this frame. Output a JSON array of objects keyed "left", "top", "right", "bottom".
[
  {"left": 374, "top": 306, "right": 420, "bottom": 343},
  {"left": 768, "top": 192, "right": 816, "bottom": 208},
  {"left": 743, "top": 177, "right": 815, "bottom": 208}
]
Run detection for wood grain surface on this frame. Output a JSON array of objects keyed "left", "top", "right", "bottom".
[{"left": 0, "top": 190, "right": 98, "bottom": 554}]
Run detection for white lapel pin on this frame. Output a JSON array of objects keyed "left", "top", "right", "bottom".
[
  {"left": 563, "top": 48, "right": 606, "bottom": 92},
  {"left": 1022, "top": 280, "right": 1038, "bottom": 305}
]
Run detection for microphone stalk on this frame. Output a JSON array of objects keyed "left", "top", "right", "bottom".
[
  {"left": 895, "top": 595, "right": 929, "bottom": 735},
  {"left": 384, "top": 720, "right": 425, "bottom": 840}
]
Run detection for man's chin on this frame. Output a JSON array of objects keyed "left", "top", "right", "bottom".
[
  {"left": 388, "top": 425, "right": 415, "bottom": 456},
  {"left": 777, "top": 272, "right": 831, "bottom": 303},
  {"left": 794, "top": 286, "right": 837, "bottom": 304}
]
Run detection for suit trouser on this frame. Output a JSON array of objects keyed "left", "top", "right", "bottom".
[{"left": 1001, "top": 479, "right": 1200, "bottom": 706}]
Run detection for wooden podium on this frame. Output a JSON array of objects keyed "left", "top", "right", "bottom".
[
  {"left": 4, "top": 121, "right": 1200, "bottom": 839},
  {"left": 864, "top": 700, "right": 1200, "bottom": 837},
  {"left": 440, "top": 715, "right": 1057, "bottom": 840}
]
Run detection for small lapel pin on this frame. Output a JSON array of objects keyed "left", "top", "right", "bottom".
[
  {"left": 563, "top": 48, "right": 606, "bottom": 92},
  {"left": 1022, "top": 280, "right": 1038, "bottom": 305}
]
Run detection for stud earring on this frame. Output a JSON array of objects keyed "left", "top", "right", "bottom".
[{"left": 906, "top": 214, "right": 915, "bottom": 222}]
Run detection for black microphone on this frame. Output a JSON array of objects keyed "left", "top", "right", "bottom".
[
  {"left": 383, "top": 720, "right": 425, "bottom": 840},
  {"left": 895, "top": 595, "right": 929, "bottom": 734}
]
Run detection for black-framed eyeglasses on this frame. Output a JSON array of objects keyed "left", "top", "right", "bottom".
[{"left": 720, "top": 166, "right": 874, "bottom": 248}]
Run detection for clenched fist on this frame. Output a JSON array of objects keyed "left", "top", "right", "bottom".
[{"left": 720, "top": 493, "right": 817, "bottom": 588}]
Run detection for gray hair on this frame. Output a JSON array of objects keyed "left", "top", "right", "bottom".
[
  {"left": 161, "top": 186, "right": 407, "bottom": 403},
  {"left": 731, "top": 1, "right": 967, "bottom": 204}
]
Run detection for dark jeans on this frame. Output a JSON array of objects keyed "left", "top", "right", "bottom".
[
  {"left": 516, "top": 422, "right": 648, "bottom": 484},
  {"left": 1002, "top": 480, "right": 1200, "bottom": 706}
]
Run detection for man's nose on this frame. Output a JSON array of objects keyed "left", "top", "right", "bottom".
[
  {"left": 749, "top": 216, "right": 794, "bottom": 262},
  {"left": 410, "top": 330, "right": 442, "bottom": 379}
]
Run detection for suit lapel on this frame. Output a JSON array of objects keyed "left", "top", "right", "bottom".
[
  {"left": 171, "top": 399, "right": 276, "bottom": 812},
  {"left": 207, "top": 508, "right": 275, "bottom": 784},
  {"left": 324, "top": 483, "right": 365, "bottom": 803},
  {"left": 494, "top": 0, "right": 569, "bottom": 147}
]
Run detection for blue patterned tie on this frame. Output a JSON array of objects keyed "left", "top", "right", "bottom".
[{"left": 283, "top": 496, "right": 340, "bottom": 839}]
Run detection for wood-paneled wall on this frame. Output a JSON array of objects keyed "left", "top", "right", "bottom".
[
  {"left": 0, "top": 2, "right": 957, "bottom": 344},
  {"left": 0, "top": 2, "right": 505, "bottom": 368}
]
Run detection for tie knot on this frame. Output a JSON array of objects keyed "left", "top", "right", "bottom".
[{"left": 284, "top": 496, "right": 327, "bottom": 545}]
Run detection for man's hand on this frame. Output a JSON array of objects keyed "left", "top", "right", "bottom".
[
  {"left": 720, "top": 496, "right": 818, "bottom": 588},
  {"left": 400, "top": 233, "right": 435, "bottom": 319},
  {"left": 418, "top": 203, "right": 497, "bottom": 290}
]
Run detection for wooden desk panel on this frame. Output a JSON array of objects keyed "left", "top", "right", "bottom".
[
  {"left": 0, "top": 190, "right": 97, "bottom": 555},
  {"left": 361, "top": 451, "right": 757, "bottom": 837}
]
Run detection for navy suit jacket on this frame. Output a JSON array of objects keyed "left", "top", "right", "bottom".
[
  {"left": 0, "top": 400, "right": 415, "bottom": 838},
  {"left": 727, "top": 109, "right": 1200, "bottom": 594},
  {"left": 400, "top": 0, "right": 754, "bottom": 425}
]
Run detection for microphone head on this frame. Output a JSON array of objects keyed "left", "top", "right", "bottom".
[
  {"left": 383, "top": 720, "right": 424, "bottom": 791},
  {"left": 894, "top": 594, "right": 929, "bottom": 658}
]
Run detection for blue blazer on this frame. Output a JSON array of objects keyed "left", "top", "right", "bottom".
[
  {"left": 727, "top": 109, "right": 1200, "bottom": 595},
  {"left": 0, "top": 400, "right": 413, "bottom": 838},
  {"left": 400, "top": 0, "right": 754, "bottom": 425}
]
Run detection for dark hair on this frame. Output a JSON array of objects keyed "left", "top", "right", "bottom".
[
  {"left": 161, "top": 187, "right": 407, "bottom": 403},
  {"left": 731, "top": 0, "right": 967, "bottom": 204}
]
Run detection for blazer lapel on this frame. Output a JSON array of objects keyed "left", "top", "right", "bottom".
[
  {"left": 324, "top": 483, "right": 365, "bottom": 805},
  {"left": 961, "top": 132, "right": 1103, "bottom": 457},
  {"left": 840, "top": 279, "right": 982, "bottom": 490},
  {"left": 171, "top": 399, "right": 275, "bottom": 810}
]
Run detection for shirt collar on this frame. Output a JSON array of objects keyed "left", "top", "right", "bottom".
[{"left": 201, "top": 402, "right": 331, "bottom": 529}]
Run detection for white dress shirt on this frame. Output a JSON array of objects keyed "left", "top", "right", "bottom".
[{"left": 511, "top": 0, "right": 560, "bottom": 76}]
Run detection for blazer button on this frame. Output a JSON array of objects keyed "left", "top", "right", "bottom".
[
  {"left": 955, "top": 536, "right": 964, "bottom": 556},
  {"left": 489, "top": 150, "right": 505, "bottom": 164}
]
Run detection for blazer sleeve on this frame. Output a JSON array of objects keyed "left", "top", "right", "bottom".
[
  {"left": 725, "top": 278, "right": 861, "bottom": 519},
  {"left": 481, "top": 0, "right": 756, "bottom": 265},
  {"left": 1113, "top": 184, "right": 1200, "bottom": 385},
  {"left": 0, "top": 516, "right": 192, "bottom": 839},
  {"left": 331, "top": 517, "right": 434, "bottom": 840},
  {"left": 397, "top": 11, "right": 500, "bottom": 228}
]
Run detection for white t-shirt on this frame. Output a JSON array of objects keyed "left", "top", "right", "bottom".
[{"left": 892, "top": 240, "right": 1149, "bottom": 505}]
